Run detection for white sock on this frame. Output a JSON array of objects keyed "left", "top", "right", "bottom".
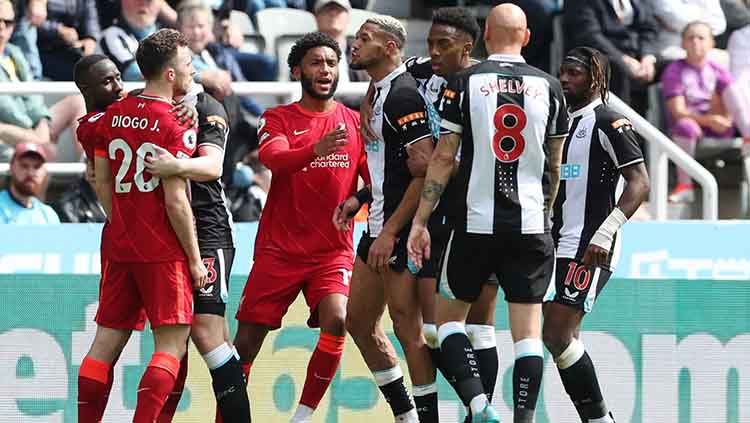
[
  {"left": 202, "top": 342, "right": 233, "bottom": 370},
  {"left": 290, "top": 404, "right": 314, "bottom": 422},
  {"left": 469, "top": 394, "right": 489, "bottom": 415},
  {"left": 395, "top": 408, "right": 419, "bottom": 422}
]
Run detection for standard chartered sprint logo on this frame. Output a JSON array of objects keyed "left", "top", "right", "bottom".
[{"left": 304, "top": 152, "right": 350, "bottom": 171}]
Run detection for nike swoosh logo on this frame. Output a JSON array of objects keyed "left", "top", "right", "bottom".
[{"left": 293, "top": 129, "right": 310, "bottom": 136}]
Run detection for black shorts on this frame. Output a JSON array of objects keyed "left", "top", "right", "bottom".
[
  {"left": 356, "top": 230, "right": 409, "bottom": 272},
  {"left": 195, "top": 247, "right": 235, "bottom": 316},
  {"left": 437, "top": 231, "right": 553, "bottom": 303},
  {"left": 543, "top": 258, "right": 612, "bottom": 313}
]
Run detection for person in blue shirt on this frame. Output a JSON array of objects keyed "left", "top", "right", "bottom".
[{"left": 0, "top": 142, "right": 60, "bottom": 224}]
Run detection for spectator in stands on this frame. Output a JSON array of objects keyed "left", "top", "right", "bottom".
[
  {"left": 662, "top": 21, "right": 745, "bottom": 202},
  {"left": 728, "top": 0, "right": 750, "bottom": 79},
  {"left": 10, "top": 0, "right": 46, "bottom": 80},
  {"left": 98, "top": 0, "right": 161, "bottom": 80},
  {"left": 564, "top": 0, "right": 659, "bottom": 113},
  {"left": 314, "top": 0, "right": 367, "bottom": 83},
  {"left": 647, "top": 0, "right": 726, "bottom": 61},
  {"left": 718, "top": 0, "right": 750, "bottom": 48},
  {"left": 0, "top": 0, "right": 52, "bottom": 150},
  {"left": 37, "top": 0, "right": 101, "bottom": 81},
  {"left": 0, "top": 142, "right": 59, "bottom": 223}
]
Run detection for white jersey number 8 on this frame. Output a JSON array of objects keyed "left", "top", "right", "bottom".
[{"left": 108, "top": 138, "right": 161, "bottom": 193}]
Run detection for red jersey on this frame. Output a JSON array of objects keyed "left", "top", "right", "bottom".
[
  {"left": 255, "top": 102, "right": 370, "bottom": 262},
  {"left": 94, "top": 94, "right": 197, "bottom": 263},
  {"left": 77, "top": 111, "right": 107, "bottom": 160}
]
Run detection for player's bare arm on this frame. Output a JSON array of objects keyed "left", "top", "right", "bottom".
[
  {"left": 145, "top": 144, "right": 222, "bottom": 181},
  {"left": 93, "top": 156, "right": 113, "bottom": 218},
  {"left": 407, "top": 132, "right": 460, "bottom": 269},
  {"left": 583, "top": 162, "right": 650, "bottom": 267},
  {"left": 546, "top": 134, "right": 566, "bottom": 210},
  {"left": 405, "top": 136, "right": 434, "bottom": 177},
  {"left": 163, "top": 175, "right": 208, "bottom": 288}
]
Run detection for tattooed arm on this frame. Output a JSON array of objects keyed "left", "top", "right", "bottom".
[{"left": 412, "top": 132, "right": 461, "bottom": 227}]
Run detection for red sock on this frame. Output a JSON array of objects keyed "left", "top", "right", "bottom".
[
  {"left": 157, "top": 352, "right": 188, "bottom": 423},
  {"left": 133, "top": 352, "right": 180, "bottom": 423},
  {"left": 215, "top": 361, "right": 252, "bottom": 423},
  {"left": 299, "top": 332, "right": 345, "bottom": 410},
  {"left": 78, "top": 356, "right": 112, "bottom": 423}
]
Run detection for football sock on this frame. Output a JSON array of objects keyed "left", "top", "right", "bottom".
[
  {"left": 78, "top": 356, "right": 112, "bottom": 423},
  {"left": 413, "top": 382, "right": 439, "bottom": 423},
  {"left": 133, "top": 352, "right": 180, "bottom": 423},
  {"left": 437, "top": 322, "right": 489, "bottom": 411},
  {"left": 157, "top": 352, "right": 188, "bottom": 423},
  {"left": 556, "top": 339, "right": 610, "bottom": 421},
  {"left": 299, "top": 332, "right": 345, "bottom": 411},
  {"left": 202, "top": 343, "right": 252, "bottom": 423},
  {"left": 467, "top": 324, "right": 498, "bottom": 402},
  {"left": 513, "top": 338, "right": 544, "bottom": 423},
  {"left": 215, "top": 360, "right": 252, "bottom": 423},
  {"left": 372, "top": 365, "right": 415, "bottom": 417}
]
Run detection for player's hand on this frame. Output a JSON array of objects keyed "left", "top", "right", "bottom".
[
  {"left": 360, "top": 99, "right": 377, "bottom": 143},
  {"left": 332, "top": 196, "right": 361, "bottom": 231},
  {"left": 190, "top": 260, "right": 209, "bottom": 289},
  {"left": 368, "top": 231, "right": 397, "bottom": 272},
  {"left": 407, "top": 223, "right": 431, "bottom": 270},
  {"left": 170, "top": 101, "right": 198, "bottom": 127},
  {"left": 314, "top": 125, "right": 348, "bottom": 157},
  {"left": 144, "top": 145, "right": 182, "bottom": 178},
  {"left": 582, "top": 244, "right": 608, "bottom": 268}
]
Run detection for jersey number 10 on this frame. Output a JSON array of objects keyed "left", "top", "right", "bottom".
[
  {"left": 108, "top": 139, "right": 160, "bottom": 193},
  {"left": 492, "top": 104, "right": 527, "bottom": 163}
]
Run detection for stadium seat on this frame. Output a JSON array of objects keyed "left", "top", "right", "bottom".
[
  {"left": 695, "top": 137, "right": 750, "bottom": 217},
  {"left": 347, "top": 8, "right": 379, "bottom": 37},
  {"left": 255, "top": 8, "right": 317, "bottom": 59},
  {"left": 276, "top": 34, "right": 304, "bottom": 81},
  {"left": 401, "top": 19, "right": 430, "bottom": 58}
]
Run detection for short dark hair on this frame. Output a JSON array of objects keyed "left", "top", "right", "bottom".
[
  {"left": 73, "top": 54, "right": 111, "bottom": 86},
  {"left": 287, "top": 31, "right": 342, "bottom": 71},
  {"left": 432, "top": 7, "right": 481, "bottom": 43},
  {"left": 136, "top": 28, "right": 189, "bottom": 80}
]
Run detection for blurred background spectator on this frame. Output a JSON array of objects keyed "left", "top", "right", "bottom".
[
  {"left": 647, "top": 0, "right": 726, "bottom": 62},
  {"left": 0, "top": 142, "right": 59, "bottom": 223},
  {"left": 564, "top": 0, "right": 658, "bottom": 115},
  {"left": 38, "top": 0, "right": 102, "bottom": 81},
  {"left": 10, "top": 0, "right": 46, "bottom": 80},
  {"left": 97, "top": 0, "right": 161, "bottom": 80}
]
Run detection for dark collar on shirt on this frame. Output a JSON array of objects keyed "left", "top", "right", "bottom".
[{"left": 7, "top": 188, "right": 32, "bottom": 209}]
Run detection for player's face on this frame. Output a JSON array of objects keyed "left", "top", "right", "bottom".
[
  {"left": 171, "top": 45, "right": 195, "bottom": 98},
  {"left": 0, "top": 2, "right": 15, "bottom": 48},
  {"left": 428, "top": 24, "right": 471, "bottom": 77},
  {"left": 10, "top": 155, "right": 45, "bottom": 197},
  {"left": 180, "top": 10, "right": 212, "bottom": 54},
  {"left": 682, "top": 24, "right": 713, "bottom": 62},
  {"left": 297, "top": 46, "right": 340, "bottom": 100},
  {"left": 559, "top": 62, "right": 592, "bottom": 106},
  {"left": 87, "top": 60, "right": 123, "bottom": 110},
  {"left": 351, "top": 23, "right": 388, "bottom": 70}
]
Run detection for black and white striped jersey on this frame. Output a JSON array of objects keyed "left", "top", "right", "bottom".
[
  {"left": 97, "top": 20, "right": 140, "bottom": 74},
  {"left": 551, "top": 99, "right": 644, "bottom": 268},
  {"left": 438, "top": 54, "right": 569, "bottom": 235},
  {"left": 366, "top": 64, "right": 432, "bottom": 236}
]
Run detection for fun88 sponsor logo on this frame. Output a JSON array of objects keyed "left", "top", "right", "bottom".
[{"left": 310, "top": 152, "right": 350, "bottom": 169}]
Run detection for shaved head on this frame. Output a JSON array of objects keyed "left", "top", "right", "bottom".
[{"left": 484, "top": 3, "right": 530, "bottom": 54}]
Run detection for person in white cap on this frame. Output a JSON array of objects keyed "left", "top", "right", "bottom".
[{"left": 0, "top": 142, "right": 59, "bottom": 224}]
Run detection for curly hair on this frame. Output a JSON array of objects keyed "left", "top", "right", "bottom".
[
  {"left": 287, "top": 31, "right": 342, "bottom": 72},
  {"left": 136, "top": 28, "right": 189, "bottom": 80},
  {"left": 432, "top": 7, "right": 481, "bottom": 43},
  {"left": 565, "top": 46, "right": 610, "bottom": 104}
]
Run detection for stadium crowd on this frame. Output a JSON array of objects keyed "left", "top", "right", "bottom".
[{"left": 1, "top": 0, "right": 750, "bottom": 224}]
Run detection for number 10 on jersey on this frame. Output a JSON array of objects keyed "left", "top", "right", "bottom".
[{"left": 492, "top": 104, "right": 527, "bottom": 163}]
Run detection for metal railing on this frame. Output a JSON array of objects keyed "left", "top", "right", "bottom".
[{"left": 0, "top": 81, "right": 719, "bottom": 220}]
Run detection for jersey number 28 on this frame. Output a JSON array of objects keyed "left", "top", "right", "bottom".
[
  {"left": 492, "top": 104, "right": 527, "bottom": 163},
  {"left": 109, "top": 139, "right": 160, "bottom": 193}
]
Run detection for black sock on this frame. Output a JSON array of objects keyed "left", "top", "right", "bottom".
[
  {"left": 414, "top": 383, "right": 439, "bottom": 423},
  {"left": 475, "top": 346, "right": 499, "bottom": 402},
  {"left": 558, "top": 351, "right": 609, "bottom": 420},
  {"left": 513, "top": 355, "right": 543, "bottom": 423},
  {"left": 210, "top": 356, "right": 252, "bottom": 423},
  {"left": 375, "top": 372, "right": 414, "bottom": 417},
  {"left": 440, "top": 332, "right": 485, "bottom": 406}
]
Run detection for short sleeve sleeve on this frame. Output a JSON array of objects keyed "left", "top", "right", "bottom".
[
  {"left": 438, "top": 75, "right": 463, "bottom": 134},
  {"left": 387, "top": 87, "right": 432, "bottom": 146},
  {"left": 549, "top": 79, "right": 569, "bottom": 137},
  {"left": 714, "top": 62, "right": 735, "bottom": 95},
  {"left": 196, "top": 93, "right": 229, "bottom": 151},
  {"left": 660, "top": 62, "right": 685, "bottom": 99},
  {"left": 600, "top": 114, "right": 645, "bottom": 169}
]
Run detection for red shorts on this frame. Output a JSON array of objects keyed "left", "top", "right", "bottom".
[
  {"left": 95, "top": 260, "right": 193, "bottom": 330},
  {"left": 236, "top": 254, "right": 352, "bottom": 329}
]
